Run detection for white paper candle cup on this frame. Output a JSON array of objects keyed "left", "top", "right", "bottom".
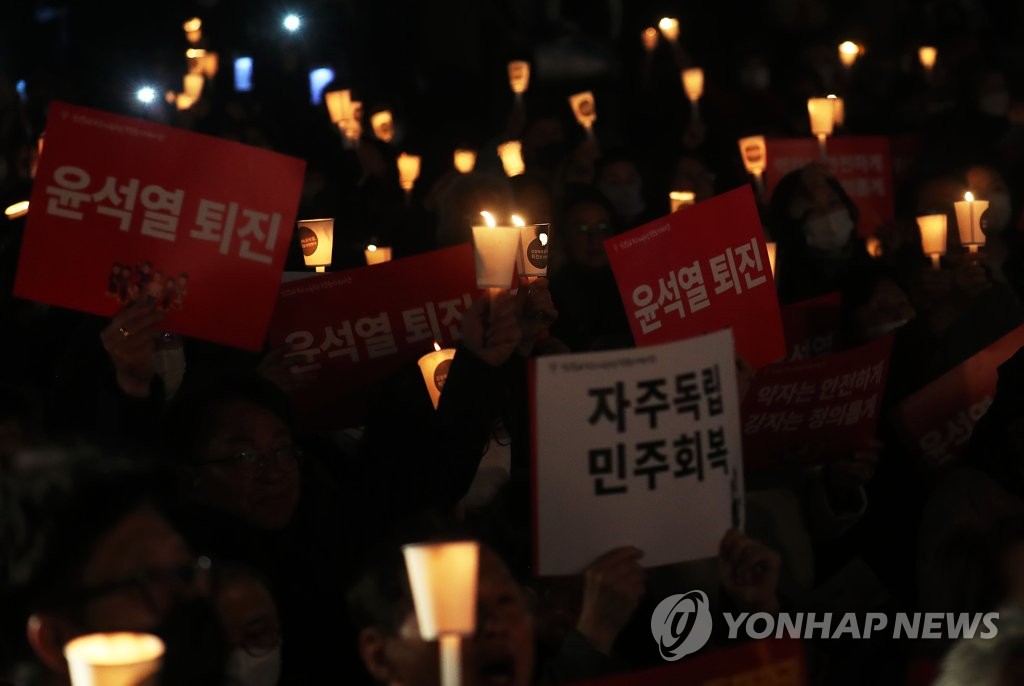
[
  {"left": 453, "top": 149, "right": 476, "bottom": 174},
  {"left": 183, "top": 74, "right": 204, "bottom": 100},
  {"left": 919, "top": 46, "right": 937, "bottom": 71},
  {"left": 64, "top": 632, "right": 164, "bottom": 686},
  {"left": 402, "top": 541, "right": 480, "bottom": 639},
  {"left": 917, "top": 214, "right": 948, "bottom": 265},
  {"left": 954, "top": 195, "right": 989, "bottom": 249},
  {"left": 297, "top": 218, "right": 334, "bottom": 269},
  {"left": 497, "top": 140, "right": 525, "bottom": 177},
  {"left": 508, "top": 61, "right": 530, "bottom": 95},
  {"left": 738, "top": 136, "right": 767, "bottom": 177},
  {"left": 397, "top": 153, "right": 421, "bottom": 192},
  {"left": 516, "top": 224, "right": 550, "bottom": 278},
  {"left": 472, "top": 225, "right": 520, "bottom": 289},
  {"left": 669, "top": 191, "right": 696, "bottom": 213},
  {"left": 807, "top": 98, "right": 835, "bottom": 136},
  {"left": 418, "top": 346, "right": 456, "bottom": 409}
]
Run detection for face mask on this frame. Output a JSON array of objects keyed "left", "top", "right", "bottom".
[
  {"left": 157, "top": 598, "right": 229, "bottom": 686},
  {"left": 599, "top": 181, "right": 645, "bottom": 218},
  {"left": 153, "top": 345, "right": 186, "bottom": 400},
  {"left": 224, "top": 646, "right": 282, "bottom": 686},
  {"left": 983, "top": 192, "right": 1013, "bottom": 234},
  {"left": 803, "top": 209, "right": 854, "bottom": 253},
  {"left": 979, "top": 92, "right": 1010, "bottom": 118},
  {"left": 740, "top": 65, "right": 770, "bottom": 91},
  {"left": 865, "top": 319, "right": 910, "bottom": 340}
]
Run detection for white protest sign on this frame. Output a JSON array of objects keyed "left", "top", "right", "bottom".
[{"left": 532, "top": 329, "right": 743, "bottom": 576}]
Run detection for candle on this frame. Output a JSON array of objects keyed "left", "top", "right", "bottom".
[
  {"left": 766, "top": 241, "right": 778, "bottom": 277},
  {"left": 340, "top": 101, "right": 363, "bottom": 145},
  {"left": 508, "top": 61, "right": 530, "bottom": 97},
  {"left": 569, "top": 91, "right": 597, "bottom": 136},
  {"left": 397, "top": 153, "right": 421, "bottom": 193},
  {"left": 641, "top": 27, "right": 659, "bottom": 53},
  {"left": 183, "top": 17, "right": 202, "bottom": 44},
  {"left": 669, "top": 191, "right": 696, "bottom": 213},
  {"left": 418, "top": 343, "right": 457, "bottom": 409},
  {"left": 954, "top": 192, "right": 988, "bottom": 253},
  {"left": 682, "top": 68, "right": 704, "bottom": 103},
  {"left": 403, "top": 541, "right": 479, "bottom": 686},
  {"left": 453, "top": 149, "right": 476, "bottom": 174},
  {"left": 866, "top": 236, "right": 882, "bottom": 257},
  {"left": 515, "top": 219, "right": 550, "bottom": 279},
  {"left": 297, "top": 218, "right": 334, "bottom": 272},
  {"left": 324, "top": 89, "right": 351, "bottom": 124},
  {"left": 827, "top": 94, "right": 845, "bottom": 127},
  {"left": 838, "top": 41, "right": 861, "bottom": 68},
  {"left": 65, "top": 632, "right": 164, "bottom": 686},
  {"left": 370, "top": 110, "right": 394, "bottom": 143},
  {"left": 919, "top": 46, "right": 937, "bottom": 72},
  {"left": 183, "top": 74, "right": 204, "bottom": 100},
  {"left": 472, "top": 212, "right": 521, "bottom": 289},
  {"left": 364, "top": 244, "right": 393, "bottom": 266},
  {"left": 737, "top": 135, "right": 767, "bottom": 188},
  {"left": 658, "top": 17, "right": 680, "bottom": 43},
  {"left": 497, "top": 140, "right": 525, "bottom": 177},
  {"left": 5, "top": 200, "right": 29, "bottom": 220},
  {"left": 200, "top": 52, "right": 218, "bottom": 79},
  {"left": 175, "top": 93, "right": 195, "bottom": 111},
  {"left": 807, "top": 98, "right": 835, "bottom": 157},
  {"left": 916, "top": 214, "right": 947, "bottom": 268}
]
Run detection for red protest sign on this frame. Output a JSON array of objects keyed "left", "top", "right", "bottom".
[
  {"left": 781, "top": 292, "right": 842, "bottom": 361},
  {"left": 267, "top": 243, "right": 480, "bottom": 429},
  {"left": 571, "top": 638, "right": 805, "bottom": 686},
  {"left": 742, "top": 336, "right": 893, "bottom": 469},
  {"left": 765, "top": 137, "right": 894, "bottom": 236},
  {"left": 604, "top": 186, "right": 784, "bottom": 369},
  {"left": 894, "top": 324, "right": 1024, "bottom": 472},
  {"left": 14, "top": 101, "right": 305, "bottom": 351}
]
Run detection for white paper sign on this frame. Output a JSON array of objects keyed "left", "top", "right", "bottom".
[{"left": 533, "top": 329, "right": 743, "bottom": 575}]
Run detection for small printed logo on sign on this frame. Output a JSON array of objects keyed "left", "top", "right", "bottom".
[
  {"left": 651, "top": 591, "right": 713, "bottom": 661},
  {"left": 299, "top": 226, "right": 318, "bottom": 256},
  {"left": 527, "top": 238, "right": 548, "bottom": 269},
  {"left": 434, "top": 359, "right": 452, "bottom": 392}
]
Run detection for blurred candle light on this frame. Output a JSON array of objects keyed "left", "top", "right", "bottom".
[
  {"left": 418, "top": 342, "right": 456, "bottom": 409},
  {"left": 297, "top": 218, "right": 334, "bottom": 272},
  {"left": 569, "top": 91, "right": 597, "bottom": 137},
  {"left": 453, "top": 149, "right": 476, "bottom": 174},
  {"left": 164, "top": 90, "right": 176, "bottom": 105},
  {"left": 5, "top": 201, "right": 29, "bottom": 220},
  {"left": 642, "top": 27, "right": 659, "bottom": 53},
  {"left": 866, "top": 236, "right": 883, "bottom": 257},
  {"left": 339, "top": 101, "right": 363, "bottom": 146},
  {"left": 682, "top": 68, "right": 704, "bottom": 103},
  {"left": 658, "top": 17, "right": 680, "bottom": 43},
  {"left": 838, "top": 41, "right": 861, "bottom": 68},
  {"left": 917, "top": 214, "right": 948, "bottom": 268},
  {"left": 324, "top": 89, "right": 351, "bottom": 124},
  {"left": 669, "top": 191, "right": 696, "bottom": 213},
  {"left": 403, "top": 541, "right": 479, "bottom": 686},
  {"left": 827, "top": 94, "right": 845, "bottom": 127},
  {"left": 497, "top": 140, "right": 525, "bottom": 177},
  {"left": 200, "top": 52, "right": 218, "bottom": 79},
  {"left": 807, "top": 97, "right": 836, "bottom": 158},
  {"left": 183, "top": 17, "right": 202, "bottom": 44},
  {"left": 175, "top": 93, "right": 195, "bottom": 111},
  {"left": 472, "top": 212, "right": 521, "bottom": 290},
  {"left": 65, "top": 632, "right": 165, "bottom": 686},
  {"left": 186, "top": 48, "right": 206, "bottom": 74},
  {"left": 183, "top": 74, "right": 204, "bottom": 100},
  {"left": 766, "top": 241, "right": 778, "bottom": 277},
  {"left": 955, "top": 192, "right": 988, "bottom": 253},
  {"left": 371, "top": 110, "right": 395, "bottom": 143},
  {"left": 508, "top": 61, "right": 530, "bottom": 101},
  {"left": 364, "top": 244, "right": 393, "bottom": 266},
  {"left": 397, "top": 153, "right": 421, "bottom": 195},
  {"left": 737, "top": 135, "right": 767, "bottom": 192},
  {"left": 919, "top": 46, "right": 938, "bottom": 72}
]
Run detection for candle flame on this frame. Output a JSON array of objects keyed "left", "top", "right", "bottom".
[
  {"left": 186, "top": 48, "right": 206, "bottom": 59},
  {"left": 827, "top": 93, "right": 838, "bottom": 99},
  {"left": 511, "top": 214, "right": 526, "bottom": 228},
  {"left": 433, "top": 342, "right": 441, "bottom": 352},
  {"left": 480, "top": 211, "right": 496, "bottom": 228},
  {"left": 965, "top": 191, "right": 975, "bottom": 202},
  {"left": 367, "top": 244, "right": 377, "bottom": 252},
  {"left": 4, "top": 200, "right": 29, "bottom": 219},
  {"left": 658, "top": 17, "right": 677, "bottom": 31},
  {"left": 183, "top": 17, "right": 202, "bottom": 32},
  {"left": 839, "top": 41, "right": 859, "bottom": 56},
  {"left": 539, "top": 232, "right": 549, "bottom": 247}
]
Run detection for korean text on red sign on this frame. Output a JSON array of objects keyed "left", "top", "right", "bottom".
[
  {"left": 14, "top": 101, "right": 305, "bottom": 350},
  {"left": 532, "top": 329, "right": 743, "bottom": 576},
  {"left": 605, "top": 186, "right": 784, "bottom": 370}
]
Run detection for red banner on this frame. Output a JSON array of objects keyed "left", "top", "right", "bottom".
[
  {"left": 267, "top": 243, "right": 480, "bottom": 428},
  {"left": 781, "top": 292, "right": 842, "bottom": 361},
  {"left": 604, "top": 186, "right": 784, "bottom": 369},
  {"left": 13, "top": 102, "right": 304, "bottom": 351},
  {"left": 765, "top": 137, "right": 894, "bottom": 236},
  {"left": 894, "top": 324, "right": 1024, "bottom": 472},
  {"left": 570, "top": 638, "right": 805, "bottom": 686},
  {"left": 742, "top": 336, "right": 893, "bottom": 469}
]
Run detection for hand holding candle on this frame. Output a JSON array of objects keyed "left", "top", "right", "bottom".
[{"left": 459, "top": 292, "right": 522, "bottom": 368}]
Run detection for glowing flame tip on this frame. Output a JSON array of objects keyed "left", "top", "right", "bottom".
[
  {"left": 480, "top": 211, "right": 496, "bottom": 228},
  {"left": 965, "top": 191, "right": 975, "bottom": 202}
]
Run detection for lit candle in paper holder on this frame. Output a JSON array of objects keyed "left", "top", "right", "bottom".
[
  {"left": 403, "top": 541, "right": 479, "bottom": 686},
  {"left": 515, "top": 218, "right": 550, "bottom": 280},
  {"left": 838, "top": 41, "right": 861, "bottom": 69},
  {"left": 508, "top": 61, "right": 530, "bottom": 103},
  {"left": 183, "top": 73, "right": 204, "bottom": 100},
  {"left": 916, "top": 214, "right": 948, "bottom": 268},
  {"left": 919, "top": 46, "right": 937, "bottom": 73},
  {"left": 397, "top": 153, "right": 421, "bottom": 199},
  {"left": 364, "top": 244, "right": 393, "bottom": 266},
  {"left": 497, "top": 140, "right": 525, "bottom": 177},
  {"left": 183, "top": 17, "right": 202, "bottom": 45},
  {"left": 418, "top": 342, "right": 457, "bottom": 409},
  {"left": 453, "top": 149, "right": 476, "bottom": 174},
  {"left": 766, "top": 241, "right": 778, "bottom": 277},
  {"left": 807, "top": 97, "right": 836, "bottom": 158},
  {"left": 955, "top": 192, "right": 988, "bottom": 253},
  {"left": 658, "top": 17, "right": 680, "bottom": 43},
  {"left": 641, "top": 27, "right": 659, "bottom": 53},
  {"left": 827, "top": 94, "right": 845, "bottom": 127},
  {"left": 669, "top": 191, "right": 696, "bottom": 213},
  {"left": 5, "top": 201, "right": 29, "bottom": 220},
  {"left": 682, "top": 68, "right": 704, "bottom": 111},
  {"left": 297, "top": 218, "right": 334, "bottom": 272},
  {"left": 569, "top": 91, "right": 597, "bottom": 138},
  {"left": 370, "top": 110, "right": 394, "bottom": 143},
  {"left": 737, "top": 135, "right": 767, "bottom": 194},
  {"left": 325, "top": 89, "right": 351, "bottom": 124},
  {"left": 472, "top": 210, "right": 521, "bottom": 305},
  {"left": 64, "top": 632, "right": 165, "bottom": 686}
]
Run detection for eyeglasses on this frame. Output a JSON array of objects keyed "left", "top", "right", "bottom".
[
  {"left": 63, "top": 556, "right": 212, "bottom": 614},
  {"left": 202, "top": 446, "right": 304, "bottom": 475}
]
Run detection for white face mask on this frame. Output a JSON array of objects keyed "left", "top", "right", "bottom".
[
  {"left": 224, "top": 646, "right": 282, "bottom": 686},
  {"left": 153, "top": 345, "right": 186, "bottom": 400},
  {"left": 803, "top": 209, "right": 855, "bottom": 254}
]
